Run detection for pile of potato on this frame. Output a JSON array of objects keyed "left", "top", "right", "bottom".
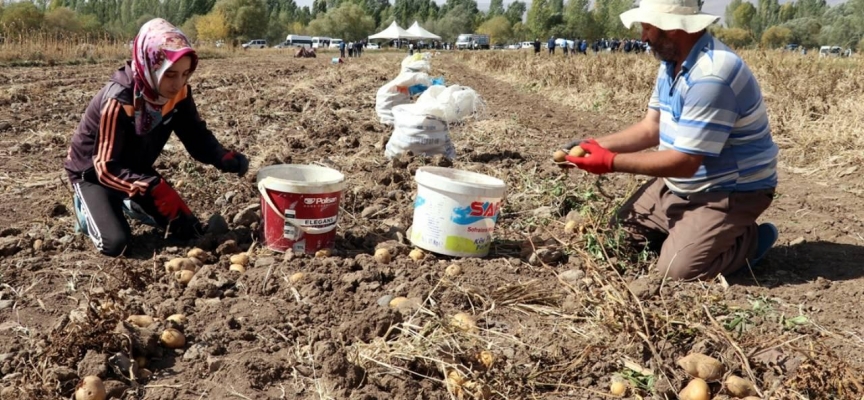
[
  {"left": 77, "top": 246, "right": 270, "bottom": 399},
  {"left": 677, "top": 353, "right": 759, "bottom": 400},
  {"left": 372, "top": 247, "right": 431, "bottom": 264},
  {"left": 75, "top": 312, "right": 189, "bottom": 400},
  {"left": 608, "top": 353, "right": 760, "bottom": 399},
  {"left": 166, "top": 246, "right": 254, "bottom": 283}
]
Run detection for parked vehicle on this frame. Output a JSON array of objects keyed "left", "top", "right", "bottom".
[
  {"left": 242, "top": 39, "right": 267, "bottom": 49},
  {"left": 311, "top": 36, "right": 331, "bottom": 48},
  {"left": 328, "top": 39, "right": 343, "bottom": 49},
  {"left": 455, "top": 34, "right": 490, "bottom": 50},
  {"left": 819, "top": 45, "right": 842, "bottom": 57},
  {"left": 285, "top": 35, "right": 313, "bottom": 48},
  {"left": 366, "top": 43, "right": 380, "bottom": 50}
]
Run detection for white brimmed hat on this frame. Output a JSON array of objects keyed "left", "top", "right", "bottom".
[{"left": 620, "top": 0, "right": 720, "bottom": 33}]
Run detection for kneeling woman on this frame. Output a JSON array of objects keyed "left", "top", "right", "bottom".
[{"left": 65, "top": 18, "right": 248, "bottom": 256}]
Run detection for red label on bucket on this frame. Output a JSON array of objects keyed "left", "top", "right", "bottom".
[{"left": 260, "top": 189, "right": 342, "bottom": 254}]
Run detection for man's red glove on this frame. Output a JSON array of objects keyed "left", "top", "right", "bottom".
[
  {"left": 566, "top": 140, "right": 617, "bottom": 175},
  {"left": 149, "top": 180, "right": 191, "bottom": 220}
]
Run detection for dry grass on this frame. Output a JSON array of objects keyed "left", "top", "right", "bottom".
[
  {"left": 0, "top": 34, "right": 243, "bottom": 66},
  {"left": 457, "top": 50, "right": 864, "bottom": 184},
  {"left": 346, "top": 170, "right": 863, "bottom": 398}
]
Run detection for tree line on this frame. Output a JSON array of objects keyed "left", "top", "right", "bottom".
[{"left": 0, "top": 0, "right": 862, "bottom": 50}]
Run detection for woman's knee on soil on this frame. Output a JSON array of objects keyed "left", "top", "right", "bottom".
[{"left": 98, "top": 232, "right": 130, "bottom": 257}]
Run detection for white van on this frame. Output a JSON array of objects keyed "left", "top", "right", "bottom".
[
  {"left": 819, "top": 45, "right": 841, "bottom": 57},
  {"left": 329, "top": 38, "right": 343, "bottom": 49},
  {"left": 286, "top": 35, "right": 313, "bottom": 48},
  {"left": 311, "top": 36, "right": 331, "bottom": 48}
]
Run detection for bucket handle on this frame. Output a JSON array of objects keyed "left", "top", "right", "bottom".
[{"left": 258, "top": 179, "right": 337, "bottom": 235}]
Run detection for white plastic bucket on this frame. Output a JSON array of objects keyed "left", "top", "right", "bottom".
[
  {"left": 410, "top": 167, "right": 506, "bottom": 257},
  {"left": 256, "top": 165, "right": 345, "bottom": 254}
]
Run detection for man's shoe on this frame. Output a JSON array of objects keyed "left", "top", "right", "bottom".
[{"left": 751, "top": 222, "right": 778, "bottom": 266}]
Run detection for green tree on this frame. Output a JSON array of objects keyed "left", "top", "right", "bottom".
[
  {"left": 78, "top": 13, "right": 101, "bottom": 33},
  {"left": 476, "top": 15, "right": 510, "bottom": 44},
  {"left": 297, "top": 6, "right": 312, "bottom": 25},
  {"left": 391, "top": 0, "right": 414, "bottom": 27},
  {"left": 781, "top": 17, "right": 820, "bottom": 47},
  {"left": 189, "top": 0, "right": 218, "bottom": 18},
  {"left": 760, "top": 25, "right": 791, "bottom": 48},
  {"left": 357, "top": 0, "right": 389, "bottom": 27},
  {"left": 526, "top": 0, "right": 552, "bottom": 37},
  {"left": 1, "top": 1, "right": 44, "bottom": 34},
  {"left": 429, "top": 4, "right": 474, "bottom": 41},
  {"left": 214, "top": 0, "right": 269, "bottom": 40},
  {"left": 488, "top": 0, "right": 504, "bottom": 16},
  {"left": 754, "top": 0, "right": 779, "bottom": 38},
  {"left": 307, "top": 2, "right": 374, "bottom": 40},
  {"left": 593, "top": 0, "right": 634, "bottom": 38},
  {"left": 504, "top": 1, "right": 525, "bottom": 26},
  {"left": 266, "top": 9, "right": 296, "bottom": 42},
  {"left": 289, "top": 20, "right": 307, "bottom": 34},
  {"left": 312, "top": 0, "right": 326, "bottom": 17},
  {"left": 795, "top": 0, "right": 826, "bottom": 19},
  {"left": 564, "top": 0, "right": 596, "bottom": 38},
  {"left": 610, "top": 0, "right": 636, "bottom": 38},
  {"left": 196, "top": 9, "right": 230, "bottom": 40},
  {"left": 711, "top": 26, "right": 752, "bottom": 47},
  {"left": 48, "top": 0, "right": 64, "bottom": 11},
  {"left": 778, "top": 2, "right": 795, "bottom": 22},
  {"left": 732, "top": 2, "right": 756, "bottom": 30},
  {"left": 511, "top": 21, "right": 529, "bottom": 40},
  {"left": 181, "top": 14, "right": 200, "bottom": 41},
  {"left": 724, "top": 0, "right": 742, "bottom": 27},
  {"left": 44, "top": 7, "right": 82, "bottom": 35},
  {"left": 818, "top": 15, "right": 858, "bottom": 48},
  {"left": 440, "top": 0, "right": 478, "bottom": 16}
]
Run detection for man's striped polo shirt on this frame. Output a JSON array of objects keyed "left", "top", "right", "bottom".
[{"left": 648, "top": 33, "right": 778, "bottom": 194}]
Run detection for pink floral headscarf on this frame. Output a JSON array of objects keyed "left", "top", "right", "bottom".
[{"left": 131, "top": 18, "right": 198, "bottom": 136}]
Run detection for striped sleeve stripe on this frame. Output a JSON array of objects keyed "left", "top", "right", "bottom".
[{"left": 94, "top": 99, "right": 138, "bottom": 196}]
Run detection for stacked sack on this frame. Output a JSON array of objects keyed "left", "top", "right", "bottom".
[
  {"left": 401, "top": 53, "right": 432, "bottom": 73},
  {"left": 384, "top": 85, "right": 482, "bottom": 160},
  {"left": 375, "top": 72, "right": 432, "bottom": 125},
  {"left": 375, "top": 53, "right": 436, "bottom": 125}
]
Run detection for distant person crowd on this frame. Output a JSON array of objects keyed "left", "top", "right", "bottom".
[
  {"left": 338, "top": 40, "right": 366, "bottom": 58},
  {"left": 534, "top": 36, "right": 651, "bottom": 56}
]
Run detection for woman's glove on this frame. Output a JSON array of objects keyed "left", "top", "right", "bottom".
[{"left": 221, "top": 151, "right": 249, "bottom": 177}]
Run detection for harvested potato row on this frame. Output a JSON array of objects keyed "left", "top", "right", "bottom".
[
  {"left": 374, "top": 248, "right": 391, "bottom": 264},
  {"left": 230, "top": 253, "right": 249, "bottom": 266},
  {"left": 75, "top": 375, "right": 106, "bottom": 400},
  {"left": 165, "top": 257, "right": 197, "bottom": 273},
  {"left": 677, "top": 353, "right": 725, "bottom": 381}
]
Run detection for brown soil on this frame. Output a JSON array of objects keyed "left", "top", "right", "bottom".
[{"left": 0, "top": 52, "right": 862, "bottom": 400}]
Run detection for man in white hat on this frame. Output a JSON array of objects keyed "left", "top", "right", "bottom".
[{"left": 558, "top": 0, "right": 779, "bottom": 281}]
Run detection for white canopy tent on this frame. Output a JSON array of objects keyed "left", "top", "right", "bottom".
[
  {"left": 406, "top": 21, "right": 441, "bottom": 41},
  {"left": 368, "top": 21, "right": 422, "bottom": 40}
]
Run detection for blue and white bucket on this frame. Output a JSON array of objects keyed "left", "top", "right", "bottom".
[{"left": 410, "top": 167, "right": 506, "bottom": 258}]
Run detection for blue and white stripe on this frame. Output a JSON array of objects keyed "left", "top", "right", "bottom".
[{"left": 648, "top": 33, "right": 778, "bottom": 194}]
